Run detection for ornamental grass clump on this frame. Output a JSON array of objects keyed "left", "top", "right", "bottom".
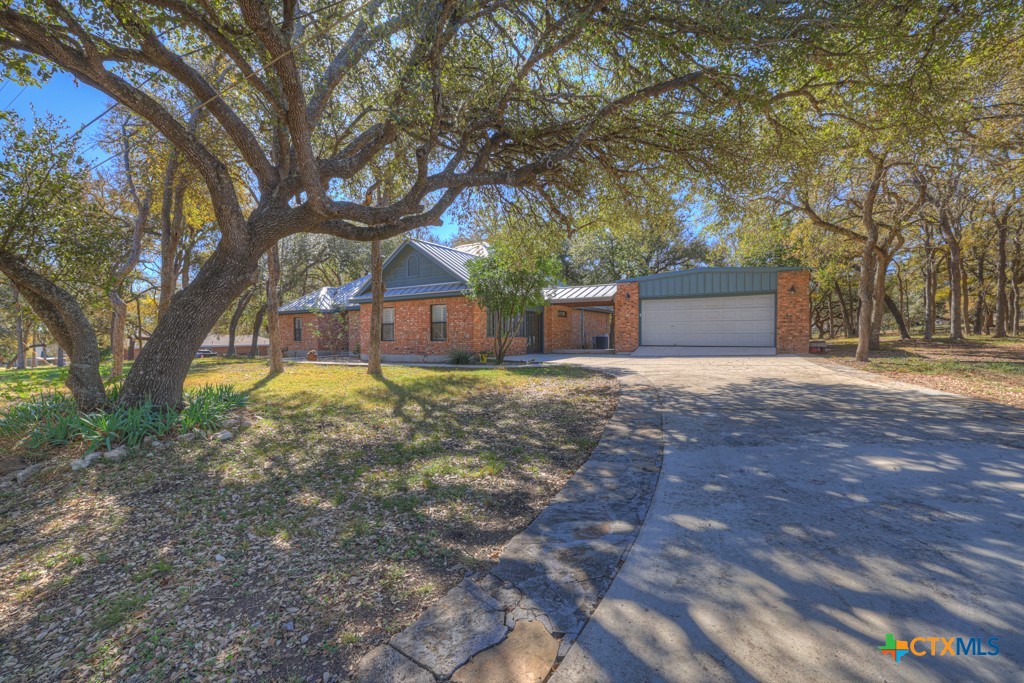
[{"left": 0, "top": 384, "right": 248, "bottom": 455}]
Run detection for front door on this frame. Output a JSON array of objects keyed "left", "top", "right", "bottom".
[{"left": 524, "top": 310, "right": 543, "bottom": 353}]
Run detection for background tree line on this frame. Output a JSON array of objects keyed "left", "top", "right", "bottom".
[{"left": 0, "top": 1, "right": 1022, "bottom": 410}]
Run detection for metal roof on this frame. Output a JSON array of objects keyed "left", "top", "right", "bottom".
[
  {"left": 278, "top": 274, "right": 370, "bottom": 313},
  {"left": 351, "top": 281, "right": 467, "bottom": 303},
  {"left": 408, "top": 239, "right": 477, "bottom": 281},
  {"left": 544, "top": 283, "right": 618, "bottom": 303}
]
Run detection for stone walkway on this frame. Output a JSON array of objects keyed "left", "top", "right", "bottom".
[{"left": 353, "top": 366, "right": 664, "bottom": 682}]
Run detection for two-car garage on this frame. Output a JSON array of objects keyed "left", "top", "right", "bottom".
[
  {"left": 640, "top": 294, "right": 776, "bottom": 348},
  {"left": 622, "top": 267, "right": 808, "bottom": 354}
]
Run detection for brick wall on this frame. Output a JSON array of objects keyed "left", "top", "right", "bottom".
[
  {"left": 776, "top": 270, "right": 811, "bottom": 354},
  {"left": 543, "top": 305, "right": 574, "bottom": 351},
  {"left": 575, "top": 310, "right": 611, "bottom": 348},
  {"left": 279, "top": 312, "right": 353, "bottom": 356},
  {"left": 613, "top": 282, "right": 640, "bottom": 353},
  {"left": 359, "top": 296, "right": 526, "bottom": 360},
  {"left": 347, "top": 311, "right": 361, "bottom": 355},
  {"left": 544, "top": 306, "right": 612, "bottom": 351}
]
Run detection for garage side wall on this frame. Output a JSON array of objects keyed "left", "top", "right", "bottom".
[
  {"left": 614, "top": 282, "right": 640, "bottom": 353},
  {"left": 776, "top": 270, "right": 811, "bottom": 354}
]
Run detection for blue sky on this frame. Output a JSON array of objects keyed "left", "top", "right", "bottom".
[{"left": 5, "top": 75, "right": 458, "bottom": 241}]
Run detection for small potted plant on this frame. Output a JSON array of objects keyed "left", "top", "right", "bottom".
[{"left": 306, "top": 349, "right": 318, "bottom": 361}]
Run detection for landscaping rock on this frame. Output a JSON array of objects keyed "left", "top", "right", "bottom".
[
  {"left": 389, "top": 579, "right": 507, "bottom": 678},
  {"left": 103, "top": 446, "right": 128, "bottom": 463},
  {"left": 220, "top": 417, "right": 240, "bottom": 428},
  {"left": 177, "top": 432, "right": 196, "bottom": 442},
  {"left": 71, "top": 451, "right": 105, "bottom": 471},
  {"left": 211, "top": 430, "right": 234, "bottom": 441},
  {"left": 451, "top": 620, "right": 560, "bottom": 683},
  {"left": 354, "top": 645, "right": 433, "bottom": 683},
  {"left": 16, "top": 463, "right": 46, "bottom": 485}
]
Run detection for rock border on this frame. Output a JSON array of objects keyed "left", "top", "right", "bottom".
[{"left": 354, "top": 367, "right": 664, "bottom": 682}]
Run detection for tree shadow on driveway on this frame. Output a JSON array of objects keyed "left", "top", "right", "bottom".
[{"left": 551, "top": 369, "right": 1024, "bottom": 682}]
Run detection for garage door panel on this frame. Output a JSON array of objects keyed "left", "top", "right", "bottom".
[{"left": 640, "top": 294, "right": 775, "bottom": 347}]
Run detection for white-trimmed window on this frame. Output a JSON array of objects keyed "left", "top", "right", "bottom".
[
  {"left": 381, "top": 307, "right": 395, "bottom": 341},
  {"left": 430, "top": 304, "right": 447, "bottom": 341}
]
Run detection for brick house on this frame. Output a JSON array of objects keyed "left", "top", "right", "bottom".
[
  {"left": 279, "top": 238, "right": 810, "bottom": 361},
  {"left": 277, "top": 275, "right": 368, "bottom": 357}
]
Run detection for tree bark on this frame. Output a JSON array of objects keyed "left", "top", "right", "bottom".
[
  {"left": 940, "top": 210, "right": 965, "bottom": 341},
  {"left": 249, "top": 305, "right": 266, "bottom": 358},
  {"left": 851, "top": 156, "right": 886, "bottom": 361},
  {"left": 885, "top": 295, "right": 912, "bottom": 340},
  {"left": 267, "top": 244, "right": 284, "bottom": 373},
  {"left": 922, "top": 226, "right": 935, "bottom": 341},
  {"left": 994, "top": 215, "right": 1008, "bottom": 337},
  {"left": 973, "top": 255, "right": 985, "bottom": 335},
  {"left": 869, "top": 252, "right": 887, "bottom": 350},
  {"left": 0, "top": 250, "right": 106, "bottom": 410},
  {"left": 227, "top": 287, "right": 254, "bottom": 355},
  {"left": 119, "top": 247, "right": 258, "bottom": 407},
  {"left": 368, "top": 238, "right": 383, "bottom": 376},
  {"left": 158, "top": 161, "right": 188, "bottom": 320},
  {"left": 13, "top": 287, "right": 25, "bottom": 370},
  {"left": 834, "top": 281, "right": 854, "bottom": 338}
]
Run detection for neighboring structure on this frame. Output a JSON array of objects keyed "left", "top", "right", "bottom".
[
  {"left": 277, "top": 275, "right": 369, "bottom": 357},
  {"left": 279, "top": 239, "right": 811, "bottom": 361},
  {"left": 201, "top": 334, "right": 271, "bottom": 356}
]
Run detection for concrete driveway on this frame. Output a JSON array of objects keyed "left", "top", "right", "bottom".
[{"left": 538, "top": 355, "right": 1024, "bottom": 682}]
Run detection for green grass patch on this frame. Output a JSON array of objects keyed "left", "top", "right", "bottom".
[{"left": 96, "top": 592, "right": 148, "bottom": 631}]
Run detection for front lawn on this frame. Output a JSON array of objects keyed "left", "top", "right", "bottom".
[
  {"left": 820, "top": 336, "right": 1024, "bottom": 408},
  {"left": 0, "top": 359, "right": 617, "bottom": 681}
]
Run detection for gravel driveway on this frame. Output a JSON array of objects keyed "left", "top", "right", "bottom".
[{"left": 541, "top": 355, "right": 1024, "bottom": 682}]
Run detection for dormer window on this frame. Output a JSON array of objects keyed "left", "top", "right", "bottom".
[{"left": 407, "top": 253, "right": 420, "bottom": 277}]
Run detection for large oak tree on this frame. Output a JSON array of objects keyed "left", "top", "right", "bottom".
[{"left": 1, "top": 0, "right": 984, "bottom": 404}]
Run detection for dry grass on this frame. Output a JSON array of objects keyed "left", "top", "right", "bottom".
[
  {"left": 820, "top": 335, "right": 1024, "bottom": 408},
  {"left": 0, "top": 359, "right": 617, "bottom": 682}
]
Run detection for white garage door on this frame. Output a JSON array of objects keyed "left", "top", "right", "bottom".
[{"left": 641, "top": 294, "right": 776, "bottom": 347}]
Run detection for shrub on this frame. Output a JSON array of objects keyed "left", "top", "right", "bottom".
[
  {"left": 0, "top": 391, "right": 81, "bottom": 447},
  {"left": 446, "top": 348, "right": 475, "bottom": 365},
  {"left": 178, "top": 384, "right": 248, "bottom": 433},
  {"left": 0, "top": 384, "right": 248, "bottom": 455}
]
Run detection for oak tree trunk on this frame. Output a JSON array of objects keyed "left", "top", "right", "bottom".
[
  {"left": 0, "top": 251, "right": 106, "bottom": 410},
  {"left": 119, "top": 248, "right": 258, "bottom": 407},
  {"left": 855, "top": 233, "right": 878, "bottom": 361},
  {"left": 267, "top": 244, "right": 284, "bottom": 373},
  {"left": 227, "top": 287, "right": 254, "bottom": 355},
  {"left": 973, "top": 256, "right": 985, "bottom": 335},
  {"left": 14, "top": 288, "right": 25, "bottom": 370},
  {"left": 884, "top": 295, "right": 912, "bottom": 340},
  {"left": 368, "top": 238, "right": 383, "bottom": 376},
  {"left": 110, "top": 293, "right": 128, "bottom": 378},
  {"left": 994, "top": 218, "right": 1008, "bottom": 337},
  {"left": 869, "top": 252, "right": 887, "bottom": 350},
  {"left": 249, "top": 306, "right": 266, "bottom": 358},
  {"left": 947, "top": 238, "right": 965, "bottom": 341}
]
